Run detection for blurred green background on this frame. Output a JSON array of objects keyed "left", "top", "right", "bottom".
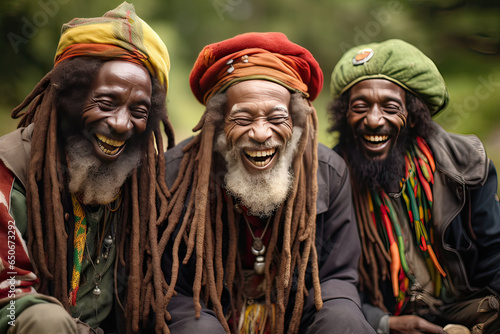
[{"left": 1, "top": 0, "right": 499, "bottom": 191}]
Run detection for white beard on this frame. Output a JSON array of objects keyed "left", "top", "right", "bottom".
[
  {"left": 65, "top": 136, "right": 142, "bottom": 205},
  {"left": 215, "top": 127, "right": 302, "bottom": 218}
]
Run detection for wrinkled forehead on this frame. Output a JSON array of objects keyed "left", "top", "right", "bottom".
[
  {"left": 92, "top": 60, "right": 152, "bottom": 89},
  {"left": 225, "top": 80, "right": 292, "bottom": 115},
  {"left": 349, "top": 79, "right": 407, "bottom": 102}
]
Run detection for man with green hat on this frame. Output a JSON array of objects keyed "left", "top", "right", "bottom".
[
  {"left": 0, "top": 3, "right": 173, "bottom": 333},
  {"left": 328, "top": 39, "right": 500, "bottom": 334}
]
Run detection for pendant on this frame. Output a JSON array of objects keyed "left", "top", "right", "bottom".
[
  {"left": 251, "top": 239, "right": 266, "bottom": 256},
  {"left": 93, "top": 285, "right": 101, "bottom": 296},
  {"left": 103, "top": 235, "right": 113, "bottom": 260},
  {"left": 252, "top": 238, "right": 266, "bottom": 275},
  {"left": 254, "top": 256, "right": 265, "bottom": 275}
]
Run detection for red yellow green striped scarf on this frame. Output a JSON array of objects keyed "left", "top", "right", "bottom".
[
  {"left": 68, "top": 193, "right": 87, "bottom": 306},
  {"left": 366, "top": 137, "right": 446, "bottom": 314}
]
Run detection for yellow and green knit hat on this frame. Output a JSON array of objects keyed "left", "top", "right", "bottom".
[
  {"left": 54, "top": 2, "right": 170, "bottom": 92},
  {"left": 330, "top": 39, "right": 449, "bottom": 115}
]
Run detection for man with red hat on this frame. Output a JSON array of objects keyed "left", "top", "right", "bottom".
[{"left": 160, "top": 32, "right": 374, "bottom": 333}]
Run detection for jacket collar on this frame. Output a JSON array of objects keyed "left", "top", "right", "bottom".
[
  {"left": 427, "top": 122, "right": 489, "bottom": 187},
  {"left": 0, "top": 124, "right": 33, "bottom": 188}
]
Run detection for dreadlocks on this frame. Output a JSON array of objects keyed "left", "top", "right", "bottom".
[
  {"left": 327, "top": 90, "right": 434, "bottom": 311},
  {"left": 10, "top": 57, "right": 175, "bottom": 333},
  {"left": 161, "top": 92, "right": 322, "bottom": 333}
]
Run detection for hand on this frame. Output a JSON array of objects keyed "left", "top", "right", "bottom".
[{"left": 389, "top": 315, "right": 446, "bottom": 334}]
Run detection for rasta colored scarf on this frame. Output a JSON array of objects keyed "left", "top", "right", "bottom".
[
  {"left": 68, "top": 193, "right": 87, "bottom": 306},
  {"left": 68, "top": 192, "right": 122, "bottom": 306},
  {"left": 354, "top": 137, "right": 446, "bottom": 314}
]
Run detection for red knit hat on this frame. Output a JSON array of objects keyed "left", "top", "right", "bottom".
[{"left": 190, "top": 32, "right": 323, "bottom": 105}]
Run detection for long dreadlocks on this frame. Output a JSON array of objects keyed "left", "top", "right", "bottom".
[
  {"left": 327, "top": 90, "right": 434, "bottom": 311},
  {"left": 10, "top": 57, "right": 175, "bottom": 333},
  {"left": 161, "top": 92, "right": 322, "bottom": 333}
]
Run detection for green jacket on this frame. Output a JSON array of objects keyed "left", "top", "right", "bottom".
[{"left": 0, "top": 125, "right": 118, "bottom": 331}]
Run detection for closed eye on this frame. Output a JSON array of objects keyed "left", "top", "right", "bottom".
[
  {"left": 234, "top": 118, "right": 252, "bottom": 126},
  {"left": 96, "top": 99, "right": 115, "bottom": 110},
  {"left": 268, "top": 116, "right": 288, "bottom": 124},
  {"left": 383, "top": 103, "right": 403, "bottom": 114},
  {"left": 350, "top": 103, "right": 368, "bottom": 113}
]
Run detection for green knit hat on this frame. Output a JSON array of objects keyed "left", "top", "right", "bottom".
[{"left": 330, "top": 39, "right": 449, "bottom": 115}]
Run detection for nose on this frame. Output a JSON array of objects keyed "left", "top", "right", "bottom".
[
  {"left": 364, "top": 106, "right": 384, "bottom": 129},
  {"left": 107, "top": 107, "right": 133, "bottom": 134},
  {"left": 248, "top": 120, "right": 273, "bottom": 143}
]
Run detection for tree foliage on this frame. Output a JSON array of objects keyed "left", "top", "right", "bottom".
[{"left": 1, "top": 0, "right": 499, "bottom": 184}]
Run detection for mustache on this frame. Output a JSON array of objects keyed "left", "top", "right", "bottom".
[
  {"left": 344, "top": 126, "right": 410, "bottom": 191},
  {"left": 233, "top": 138, "right": 284, "bottom": 151},
  {"left": 355, "top": 127, "right": 392, "bottom": 137}
]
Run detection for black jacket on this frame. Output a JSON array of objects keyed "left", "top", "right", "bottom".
[
  {"left": 162, "top": 138, "right": 363, "bottom": 332},
  {"left": 356, "top": 123, "right": 500, "bottom": 328}
]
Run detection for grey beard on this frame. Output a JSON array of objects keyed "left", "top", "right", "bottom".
[
  {"left": 65, "top": 136, "right": 142, "bottom": 205},
  {"left": 215, "top": 127, "right": 302, "bottom": 218}
]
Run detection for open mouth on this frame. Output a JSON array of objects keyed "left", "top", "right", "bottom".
[
  {"left": 244, "top": 148, "right": 276, "bottom": 167},
  {"left": 95, "top": 133, "right": 126, "bottom": 155},
  {"left": 359, "top": 134, "right": 393, "bottom": 160},
  {"left": 363, "top": 134, "right": 389, "bottom": 146}
]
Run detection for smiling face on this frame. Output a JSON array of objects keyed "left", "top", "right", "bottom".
[
  {"left": 224, "top": 80, "right": 293, "bottom": 174},
  {"left": 347, "top": 79, "right": 408, "bottom": 161},
  {"left": 81, "top": 60, "right": 152, "bottom": 162}
]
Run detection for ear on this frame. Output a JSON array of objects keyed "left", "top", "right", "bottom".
[
  {"left": 408, "top": 113, "right": 417, "bottom": 128},
  {"left": 289, "top": 93, "right": 310, "bottom": 128}
]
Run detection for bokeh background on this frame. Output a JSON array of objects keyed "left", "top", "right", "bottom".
[{"left": 1, "top": 0, "right": 499, "bottom": 190}]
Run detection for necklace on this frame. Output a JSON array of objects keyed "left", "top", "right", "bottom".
[
  {"left": 244, "top": 215, "right": 272, "bottom": 275},
  {"left": 95, "top": 195, "right": 121, "bottom": 264},
  {"left": 84, "top": 201, "right": 119, "bottom": 297},
  {"left": 85, "top": 236, "right": 112, "bottom": 297}
]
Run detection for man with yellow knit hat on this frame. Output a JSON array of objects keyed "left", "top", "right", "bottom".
[
  {"left": 160, "top": 32, "right": 374, "bottom": 333},
  {"left": 0, "top": 3, "right": 173, "bottom": 333},
  {"left": 328, "top": 39, "right": 500, "bottom": 334}
]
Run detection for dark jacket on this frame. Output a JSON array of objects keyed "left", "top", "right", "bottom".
[
  {"left": 358, "top": 123, "right": 500, "bottom": 328},
  {"left": 162, "top": 138, "right": 363, "bottom": 331},
  {"left": 429, "top": 123, "right": 500, "bottom": 298}
]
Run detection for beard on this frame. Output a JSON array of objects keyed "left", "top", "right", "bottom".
[
  {"left": 215, "top": 127, "right": 303, "bottom": 218},
  {"left": 341, "top": 127, "right": 410, "bottom": 193},
  {"left": 65, "top": 135, "right": 143, "bottom": 205}
]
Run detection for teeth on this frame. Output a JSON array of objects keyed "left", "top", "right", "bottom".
[
  {"left": 244, "top": 148, "right": 276, "bottom": 167},
  {"left": 96, "top": 133, "right": 125, "bottom": 147},
  {"left": 95, "top": 133, "right": 125, "bottom": 155},
  {"left": 244, "top": 148, "right": 276, "bottom": 158},
  {"left": 253, "top": 156, "right": 272, "bottom": 167},
  {"left": 97, "top": 141, "right": 120, "bottom": 155},
  {"left": 364, "top": 135, "right": 389, "bottom": 143}
]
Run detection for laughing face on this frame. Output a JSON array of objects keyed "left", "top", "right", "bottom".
[
  {"left": 81, "top": 60, "right": 152, "bottom": 162},
  {"left": 224, "top": 80, "right": 293, "bottom": 174},
  {"left": 347, "top": 79, "right": 408, "bottom": 161},
  {"left": 216, "top": 80, "right": 298, "bottom": 217}
]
